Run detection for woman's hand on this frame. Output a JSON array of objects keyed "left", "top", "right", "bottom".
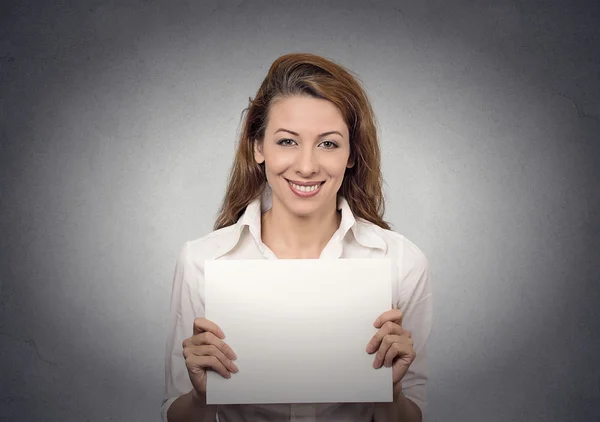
[
  {"left": 365, "top": 308, "right": 415, "bottom": 390},
  {"left": 182, "top": 317, "right": 238, "bottom": 397}
]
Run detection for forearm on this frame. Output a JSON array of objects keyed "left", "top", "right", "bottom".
[
  {"left": 166, "top": 389, "right": 217, "bottom": 422},
  {"left": 373, "top": 386, "right": 422, "bottom": 422}
]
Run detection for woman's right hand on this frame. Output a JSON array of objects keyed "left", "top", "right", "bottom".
[{"left": 182, "top": 317, "right": 238, "bottom": 397}]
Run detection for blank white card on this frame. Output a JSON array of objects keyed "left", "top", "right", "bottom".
[{"left": 204, "top": 259, "right": 392, "bottom": 405}]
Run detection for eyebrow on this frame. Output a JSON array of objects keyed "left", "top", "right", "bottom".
[{"left": 274, "top": 128, "right": 344, "bottom": 138}]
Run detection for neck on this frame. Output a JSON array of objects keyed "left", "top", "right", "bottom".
[{"left": 261, "top": 197, "right": 341, "bottom": 259}]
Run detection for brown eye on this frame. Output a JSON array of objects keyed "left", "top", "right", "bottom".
[{"left": 319, "top": 140, "right": 338, "bottom": 149}]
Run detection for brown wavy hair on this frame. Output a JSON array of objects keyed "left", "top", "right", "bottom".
[{"left": 214, "top": 53, "right": 390, "bottom": 231}]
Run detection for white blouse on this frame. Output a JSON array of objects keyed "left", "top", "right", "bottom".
[{"left": 162, "top": 190, "right": 432, "bottom": 421}]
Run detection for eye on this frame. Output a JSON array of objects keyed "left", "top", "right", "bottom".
[
  {"left": 319, "top": 140, "right": 339, "bottom": 149},
  {"left": 276, "top": 138, "right": 297, "bottom": 147}
]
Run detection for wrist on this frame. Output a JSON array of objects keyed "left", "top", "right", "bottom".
[
  {"left": 392, "top": 387, "right": 423, "bottom": 422},
  {"left": 392, "top": 386, "right": 412, "bottom": 413},
  {"left": 393, "top": 382, "right": 403, "bottom": 400}
]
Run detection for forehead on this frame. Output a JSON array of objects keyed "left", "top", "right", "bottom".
[{"left": 266, "top": 95, "right": 348, "bottom": 135}]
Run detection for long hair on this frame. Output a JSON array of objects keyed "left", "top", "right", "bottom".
[{"left": 214, "top": 53, "right": 390, "bottom": 230}]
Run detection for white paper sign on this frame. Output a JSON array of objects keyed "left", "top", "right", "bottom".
[{"left": 204, "top": 258, "right": 393, "bottom": 405}]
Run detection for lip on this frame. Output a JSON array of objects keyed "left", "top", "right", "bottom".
[
  {"left": 286, "top": 179, "right": 324, "bottom": 198},
  {"left": 286, "top": 179, "right": 324, "bottom": 187}
]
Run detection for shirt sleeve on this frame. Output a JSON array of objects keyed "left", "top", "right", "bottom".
[
  {"left": 161, "top": 241, "right": 206, "bottom": 421},
  {"left": 395, "top": 243, "right": 433, "bottom": 420}
]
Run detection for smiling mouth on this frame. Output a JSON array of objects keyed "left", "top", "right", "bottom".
[{"left": 286, "top": 179, "right": 325, "bottom": 196}]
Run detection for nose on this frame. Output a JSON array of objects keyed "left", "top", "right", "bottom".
[{"left": 295, "top": 146, "right": 319, "bottom": 177}]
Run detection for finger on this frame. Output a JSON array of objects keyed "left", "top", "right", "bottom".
[
  {"left": 193, "top": 317, "right": 225, "bottom": 339},
  {"left": 366, "top": 322, "right": 404, "bottom": 354},
  {"left": 185, "top": 344, "right": 239, "bottom": 373},
  {"left": 186, "top": 354, "right": 231, "bottom": 379},
  {"left": 374, "top": 309, "right": 403, "bottom": 328},
  {"left": 383, "top": 338, "right": 414, "bottom": 368},
  {"left": 372, "top": 334, "right": 404, "bottom": 368},
  {"left": 184, "top": 332, "right": 237, "bottom": 360}
]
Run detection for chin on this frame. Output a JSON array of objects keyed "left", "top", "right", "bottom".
[
  {"left": 286, "top": 201, "right": 324, "bottom": 218},
  {"left": 277, "top": 191, "right": 336, "bottom": 218}
]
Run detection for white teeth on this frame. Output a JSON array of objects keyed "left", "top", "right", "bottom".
[{"left": 289, "top": 182, "right": 321, "bottom": 193}]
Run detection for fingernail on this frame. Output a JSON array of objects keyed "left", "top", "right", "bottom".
[
  {"left": 374, "top": 318, "right": 380, "bottom": 327},
  {"left": 231, "top": 352, "right": 237, "bottom": 360},
  {"left": 231, "top": 363, "right": 239, "bottom": 373},
  {"left": 226, "top": 371, "right": 231, "bottom": 378},
  {"left": 218, "top": 329, "right": 225, "bottom": 338},
  {"left": 373, "top": 359, "right": 380, "bottom": 368},
  {"left": 366, "top": 344, "right": 374, "bottom": 353}
]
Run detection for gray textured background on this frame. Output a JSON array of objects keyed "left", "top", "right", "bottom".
[{"left": 1, "top": 0, "right": 599, "bottom": 421}]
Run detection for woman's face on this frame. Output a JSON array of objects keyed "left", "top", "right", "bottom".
[{"left": 254, "top": 95, "right": 353, "bottom": 219}]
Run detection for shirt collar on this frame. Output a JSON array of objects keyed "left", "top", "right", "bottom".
[
  {"left": 215, "top": 185, "right": 387, "bottom": 258},
  {"left": 337, "top": 197, "right": 388, "bottom": 253}
]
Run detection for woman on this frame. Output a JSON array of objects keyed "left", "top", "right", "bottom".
[{"left": 162, "top": 53, "right": 432, "bottom": 422}]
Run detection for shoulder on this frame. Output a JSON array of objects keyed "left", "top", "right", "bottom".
[
  {"left": 180, "top": 224, "right": 243, "bottom": 268},
  {"left": 384, "top": 228, "right": 428, "bottom": 269},
  {"left": 359, "top": 221, "right": 431, "bottom": 311},
  {"left": 356, "top": 219, "right": 429, "bottom": 276}
]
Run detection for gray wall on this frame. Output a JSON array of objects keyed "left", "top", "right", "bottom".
[{"left": 1, "top": 0, "right": 599, "bottom": 420}]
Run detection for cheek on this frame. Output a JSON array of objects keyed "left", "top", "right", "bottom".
[
  {"left": 263, "top": 149, "right": 292, "bottom": 175},
  {"left": 324, "top": 155, "right": 351, "bottom": 178}
]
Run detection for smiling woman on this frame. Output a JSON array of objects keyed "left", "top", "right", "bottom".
[
  {"left": 255, "top": 96, "right": 352, "bottom": 234},
  {"left": 162, "top": 53, "right": 432, "bottom": 422},
  {"left": 214, "top": 53, "right": 389, "bottom": 233}
]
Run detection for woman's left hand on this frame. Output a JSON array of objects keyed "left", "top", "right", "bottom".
[{"left": 366, "top": 308, "right": 416, "bottom": 389}]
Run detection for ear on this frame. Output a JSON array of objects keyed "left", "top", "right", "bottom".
[
  {"left": 254, "top": 139, "right": 265, "bottom": 164},
  {"left": 346, "top": 154, "right": 355, "bottom": 169}
]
